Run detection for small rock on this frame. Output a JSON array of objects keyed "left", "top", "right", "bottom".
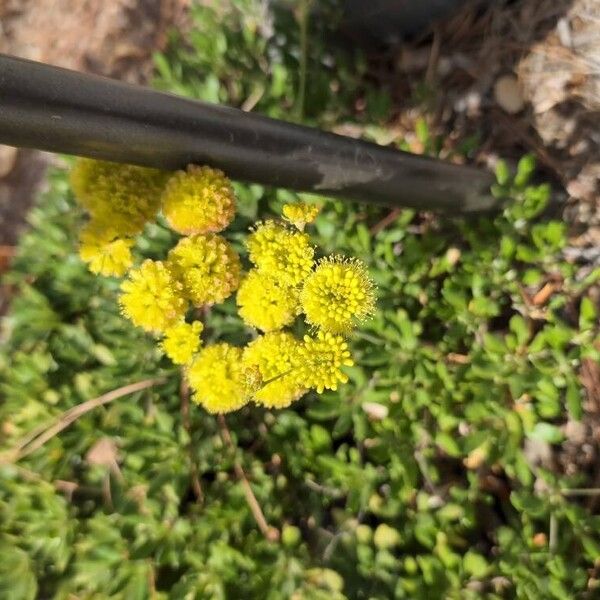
[
  {"left": 494, "top": 75, "right": 525, "bottom": 114},
  {"left": 0, "top": 145, "right": 18, "bottom": 178},
  {"left": 446, "top": 247, "right": 461, "bottom": 266},
  {"left": 564, "top": 420, "right": 587, "bottom": 444},
  {"left": 524, "top": 438, "right": 552, "bottom": 467},
  {"left": 362, "top": 401, "right": 389, "bottom": 420}
]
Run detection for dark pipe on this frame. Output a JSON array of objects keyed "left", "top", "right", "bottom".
[
  {"left": 0, "top": 54, "right": 497, "bottom": 212},
  {"left": 343, "top": 0, "right": 470, "bottom": 41}
]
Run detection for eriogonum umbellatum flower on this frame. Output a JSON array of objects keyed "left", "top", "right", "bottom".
[
  {"left": 78, "top": 221, "right": 134, "bottom": 277},
  {"left": 161, "top": 321, "right": 204, "bottom": 365},
  {"left": 293, "top": 331, "right": 354, "bottom": 393},
  {"left": 162, "top": 165, "right": 236, "bottom": 235},
  {"left": 70, "top": 158, "right": 168, "bottom": 236},
  {"left": 246, "top": 220, "right": 314, "bottom": 286},
  {"left": 119, "top": 259, "right": 187, "bottom": 333},
  {"left": 243, "top": 332, "right": 307, "bottom": 408},
  {"left": 236, "top": 269, "right": 299, "bottom": 332},
  {"left": 167, "top": 234, "right": 241, "bottom": 306},
  {"left": 187, "top": 343, "right": 251, "bottom": 413},
  {"left": 301, "top": 256, "right": 375, "bottom": 333},
  {"left": 282, "top": 202, "right": 320, "bottom": 231},
  {"left": 71, "top": 159, "right": 376, "bottom": 414}
]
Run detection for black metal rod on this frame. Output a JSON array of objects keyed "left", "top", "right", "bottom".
[{"left": 0, "top": 54, "right": 497, "bottom": 212}]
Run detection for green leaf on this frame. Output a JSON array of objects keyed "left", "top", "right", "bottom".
[
  {"left": 463, "top": 551, "right": 489, "bottom": 578},
  {"left": 0, "top": 543, "right": 37, "bottom": 600},
  {"left": 579, "top": 297, "right": 597, "bottom": 330},
  {"left": 529, "top": 422, "right": 564, "bottom": 444},
  {"left": 566, "top": 382, "right": 582, "bottom": 421},
  {"left": 514, "top": 154, "right": 536, "bottom": 188},
  {"left": 510, "top": 492, "right": 546, "bottom": 517},
  {"left": 495, "top": 160, "right": 511, "bottom": 186},
  {"left": 436, "top": 432, "right": 461, "bottom": 457}
]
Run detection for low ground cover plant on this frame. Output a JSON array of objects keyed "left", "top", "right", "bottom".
[{"left": 0, "top": 2, "right": 599, "bottom": 598}]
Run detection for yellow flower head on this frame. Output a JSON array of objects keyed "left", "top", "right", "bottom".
[
  {"left": 70, "top": 158, "right": 114, "bottom": 206},
  {"left": 160, "top": 320, "right": 204, "bottom": 365},
  {"left": 282, "top": 202, "right": 320, "bottom": 231},
  {"left": 187, "top": 343, "right": 251, "bottom": 413},
  {"left": 246, "top": 220, "right": 314, "bottom": 286},
  {"left": 301, "top": 256, "right": 376, "bottom": 333},
  {"left": 119, "top": 259, "right": 187, "bottom": 333},
  {"left": 243, "top": 332, "right": 307, "bottom": 409},
  {"left": 167, "top": 234, "right": 241, "bottom": 306},
  {"left": 293, "top": 331, "right": 354, "bottom": 393},
  {"left": 162, "top": 165, "right": 236, "bottom": 235},
  {"left": 70, "top": 158, "right": 168, "bottom": 236},
  {"left": 236, "top": 270, "right": 299, "bottom": 332},
  {"left": 78, "top": 221, "right": 134, "bottom": 277}
]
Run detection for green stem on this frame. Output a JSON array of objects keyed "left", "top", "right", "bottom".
[{"left": 296, "top": 0, "right": 313, "bottom": 120}]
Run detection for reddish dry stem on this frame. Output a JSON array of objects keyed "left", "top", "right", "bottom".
[{"left": 180, "top": 379, "right": 204, "bottom": 504}]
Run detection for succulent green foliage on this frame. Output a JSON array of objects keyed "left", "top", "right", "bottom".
[{"left": 1, "top": 1, "right": 599, "bottom": 599}]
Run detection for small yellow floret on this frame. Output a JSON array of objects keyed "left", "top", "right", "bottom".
[
  {"left": 237, "top": 270, "right": 299, "bottom": 332},
  {"left": 246, "top": 220, "right": 314, "bottom": 286},
  {"left": 293, "top": 331, "right": 354, "bottom": 393},
  {"left": 301, "top": 256, "right": 375, "bottom": 333},
  {"left": 78, "top": 221, "right": 134, "bottom": 277},
  {"left": 282, "top": 202, "right": 320, "bottom": 231},
  {"left": 243, "top": 332, "right": 307, "bottom": 408},
  {"left": 167, "top": 234, "right": 241, "bottom": 306},
  {"left": 161, "top": 321, "right": 203, "bottom": 365},
  {"left": 162, "top": 165, "right": 236, "bottom": 235},
  {"left": 70, "top": 158, "right": 168, "bottom": 236},
  {"left": 119, "top": 259, "right": 187, "bottom": 333},
  {"left": 187, "top": 343, "right": 251, "bottom": 413}
]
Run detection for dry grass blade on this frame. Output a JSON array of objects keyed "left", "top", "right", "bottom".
[{"left": 1, "top": 377, "right": 165, "bottom": 464}]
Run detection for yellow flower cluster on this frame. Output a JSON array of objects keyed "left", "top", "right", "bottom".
[
  {"left": 162, "top": 165, "right": 236, "bottom": 235},
  {"left": 294, "top": 331, "right": 354, "bottom": 393},
  {"left": 246, "top": 220, "right": 314, "bottom": 286},
  {"left": 301, "top": 257, "right": 376, "bottom": 333},
  {"left": 187, "top": 344, "right": 251, "bottom": 413},
  {"left": 161, "top": 321, "right": 204, "bottom": 365},
  {"left": 243, "top": 333, "right": 307, "bottom": 408},
  {"left": 282, "top": 202, "right": 321, "bottom": 231},
  {"left": 119, "top": 260, "right": 187, "bottom": 333},
  {"left": 237, "top": 270, "right": 299, "bottom": 332},
  {"left": 168, "top": 234, "right": 241, "bottom": 306},
  {"left": 78, "top": 222, "right": 134, "bottom": 277},
  {"left": 70, "top": 158, "right": 168, "bottom": 236},
  {"left": 71, "top": 160, "right": 376, "bottom": 415}
]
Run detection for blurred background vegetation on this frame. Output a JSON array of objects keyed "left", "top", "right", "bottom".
[{"left": 1, "top": 1, "right": 599, "bottom": 598}]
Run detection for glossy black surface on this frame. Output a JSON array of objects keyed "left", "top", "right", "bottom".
[{"left": 0, "top": 54, "right": 497, "bottom": 212}]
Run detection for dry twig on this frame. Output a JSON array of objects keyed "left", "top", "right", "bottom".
[
  {"left": 370, "top": 208, "right": 402, "bottom": 235},
  {"left": 1, "top": 378, "right": 165, "bottom": 464},
  {"left": 180, "top": 380, "right": 204, "bottom": 504}
]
